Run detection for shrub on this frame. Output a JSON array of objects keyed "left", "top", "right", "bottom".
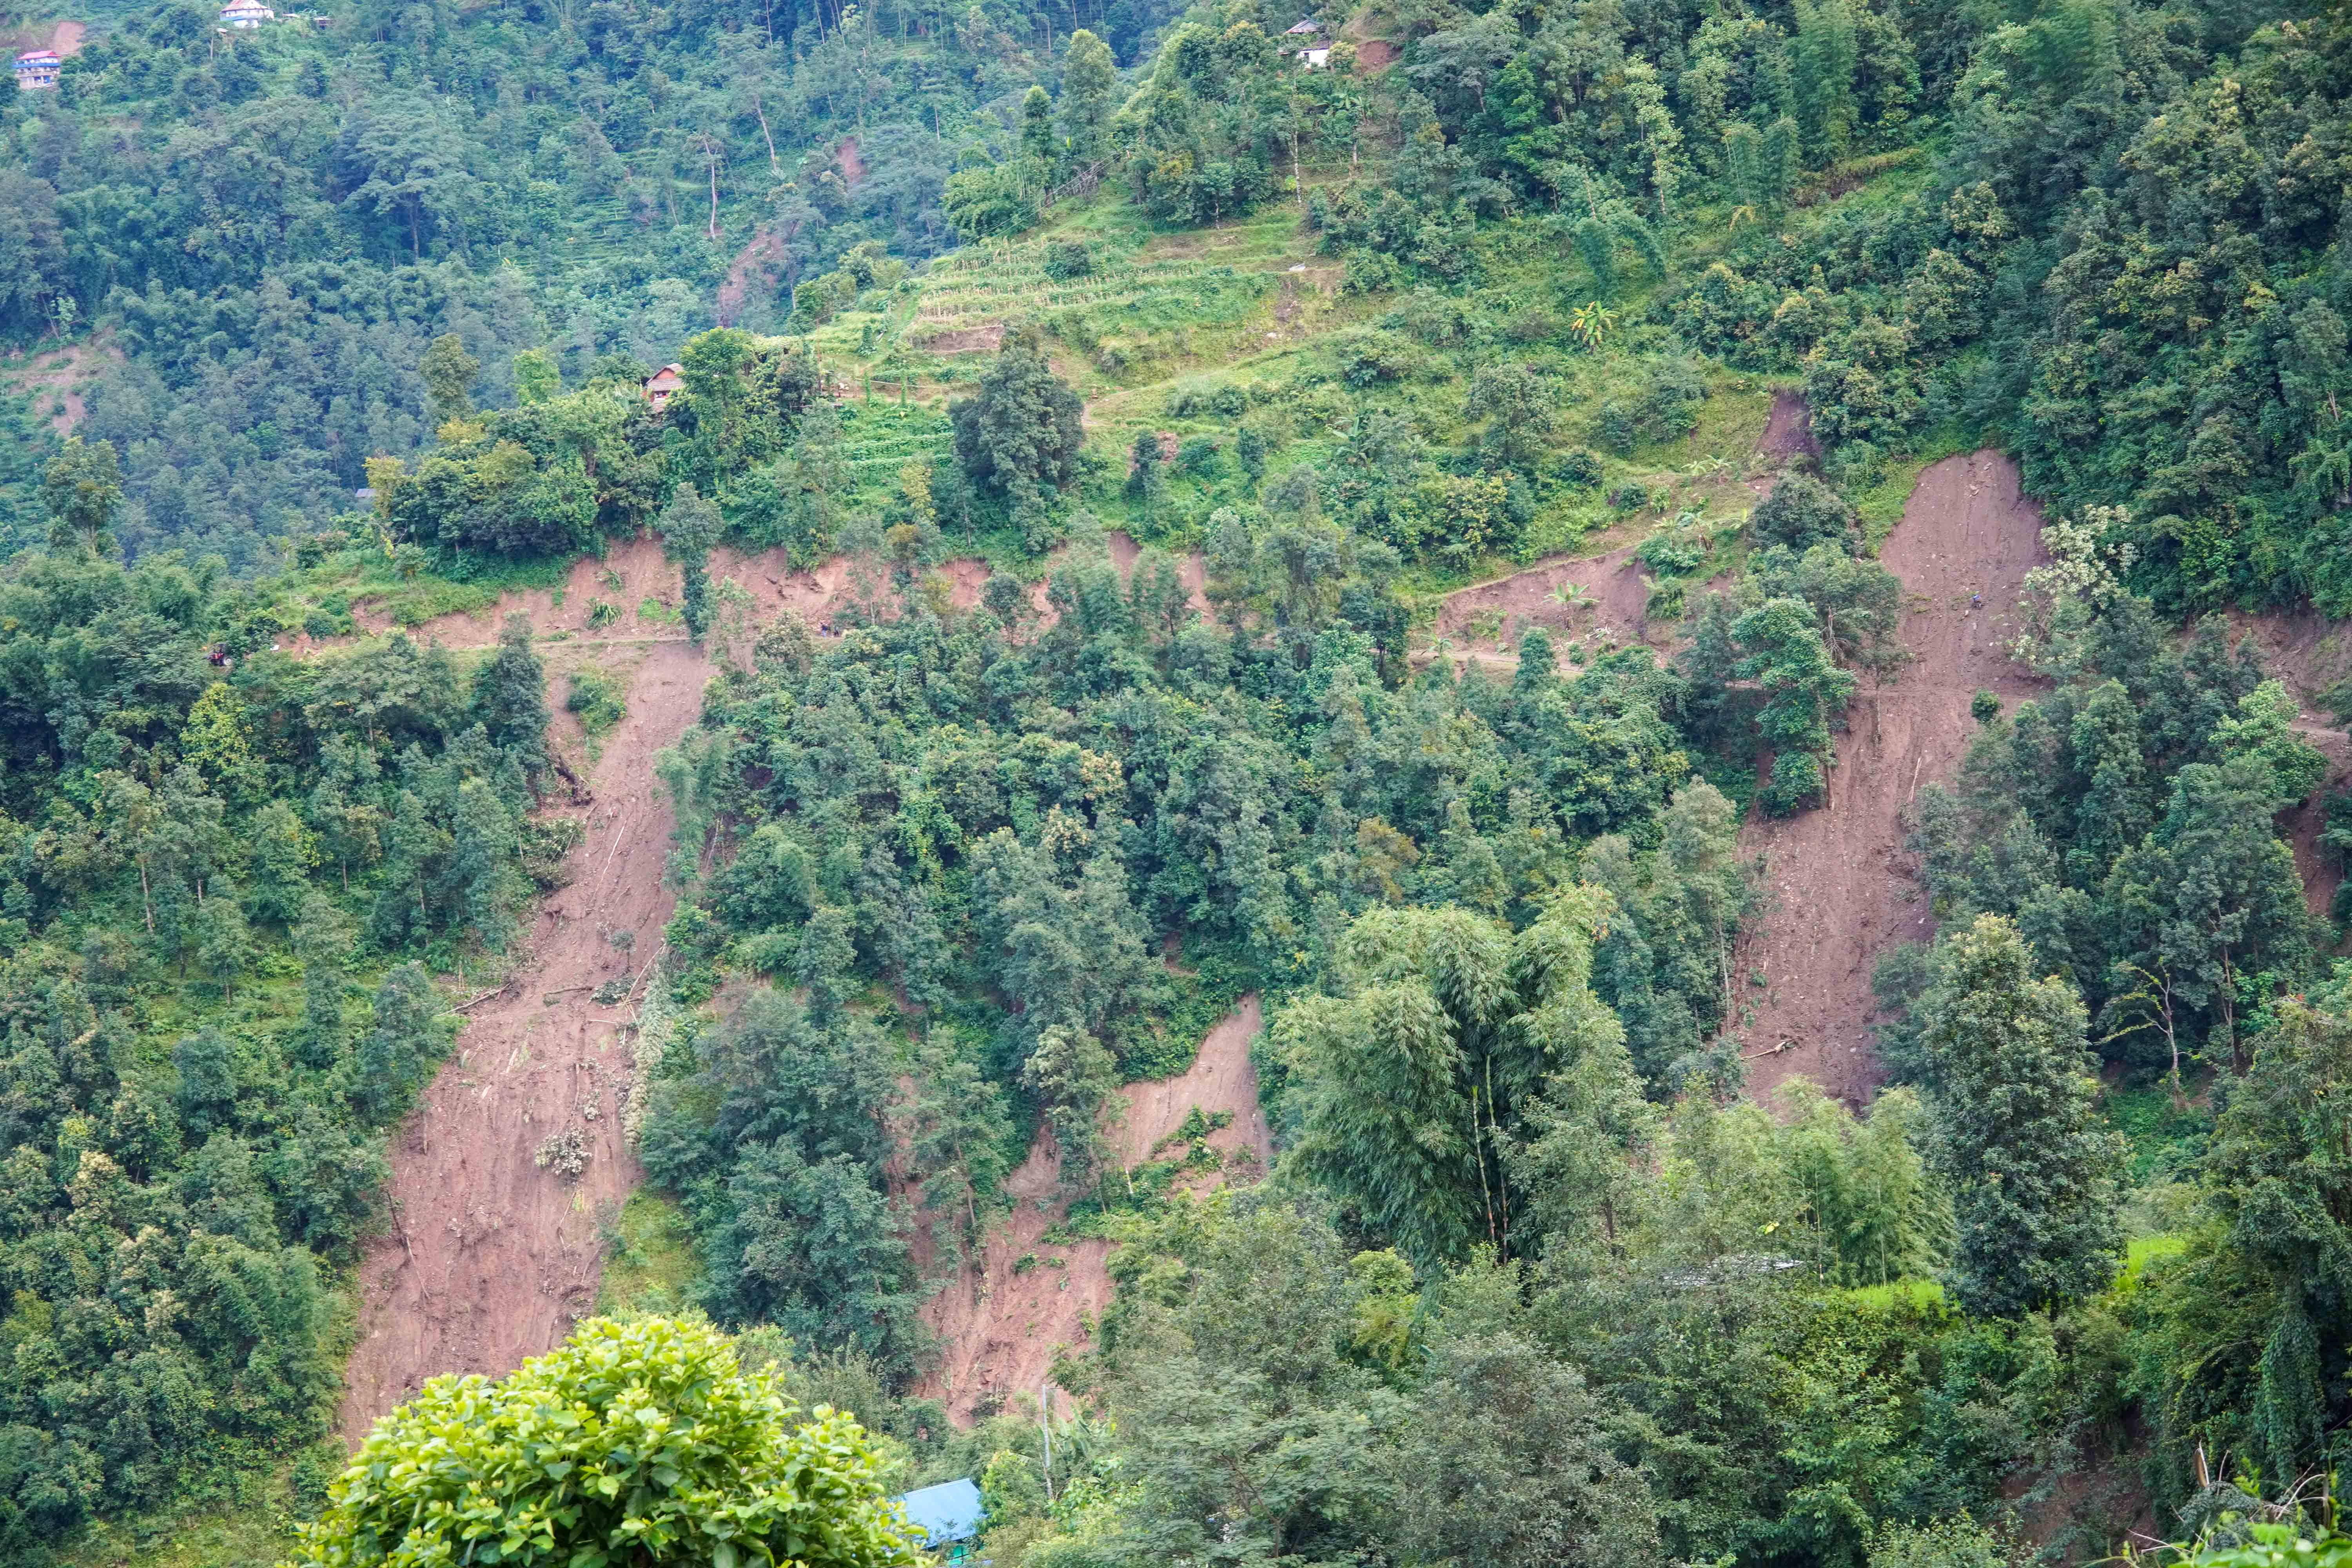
[
  {"left": 566, "top": 666, "right": 626, "bottom": 734},
  {"left": 1760, "top": 749, "right": 1826, "bottom": 815},
  {"left": 1751, "top": 472, "right": 1859, "bottom": 552},
  {"left": 1559, "top": 448, "right": 1605, "bottom": 490},
  {"left": 291, "top": 1316, "right": 921, "bottom": 1568},
  {"left": 1637, "top": 531, "right": 1708, "bottom": 576}
]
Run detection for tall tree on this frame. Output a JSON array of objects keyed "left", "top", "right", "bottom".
[
  {"left": 1276, "top": 888, "right": 1625, "bottom": 1266},
  {"left": 661, "top": 483, "right": 724, "bottom": 640},
  {"left": 1913, "top": 913, "right": 2122, "bottom": 1316},
  {"left": 948, "top": 325, "right": 1085, "bottom": 515},
  {"left": 1389, "top": 1328, "right": 1665, "bottom": 1568},
  {"left": 40, "top": 437, "right": 122, "bottom": 556},
  {"left": 1061, "top": 31, "right": 1118, "bottom": 168},
  {"left": 2131, "top": 999, "right": 2352, "bottom": 1491},
  {"left": 421, "top": 333, "right": 479, "bottom": 428}
]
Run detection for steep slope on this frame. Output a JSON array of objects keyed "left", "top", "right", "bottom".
[
  {"left": 332, "top": 534, "right": 1120, "bottom": 1435},
  {"left": 337, "top": 539, "right": 879, "bottom": 1434},
  {"left": 916, "top": 996, "right": 1272, "bottom": 1425},
  {"left": 1735, "top": 451, "right": 2050, "bottom": 1102},
  {"left": 336, "top": 542, "right": 737, "bottom": 1431},
  {"left": 339, "top": 633, "right": 704, "bottom": 1433}
]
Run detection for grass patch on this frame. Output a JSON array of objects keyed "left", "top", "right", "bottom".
[
  {"left": 565, "top": 664, "right": 627, "bottom": 736},
  {"left": 597, "top": 1189, "right": 704, "bottom": 1316},
  {"left": 2117, "top": 1231, "right": 2192, "bottom": 1292},
  {"left": 1842, "top": 1277, "right": 1949, "bottom": 1314},
  {"left": 1852, "top": 424, "right": 1987, "bottom": 543},
  {"left": 2104, "top": 1076, "right": 2214, "bottom": 1183}
]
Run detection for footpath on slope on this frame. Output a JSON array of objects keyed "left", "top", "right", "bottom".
[
  {"left": 915, "top": 996, "right": 1274, "bottom": 1426},
  {"left": 1734, "top": 450, "right": 2049, "bottom": 1103}
]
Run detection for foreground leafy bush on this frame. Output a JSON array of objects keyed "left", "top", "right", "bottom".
[{"left": 290, "top": 1316, "right": 921, "bottom": 1568}]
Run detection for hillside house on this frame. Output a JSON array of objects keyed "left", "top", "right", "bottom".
[
  {"left": 897, "top": 1479, "right": 982, "bottom": 1565},
  {"left": 642, "top": 362, "right": 684, "bottom": 410},
  {"left": 220, "top": 0, "right": 275, "bottom": 26},
  {"left": 1285, "top": 16, "right": 1319, "bottom": 33},
  {"left": 1296, "top": 45, "right": 1330, "bottom": 65},
  {"left": 12, "top": 50, "right": 59, "bottom": 87}
]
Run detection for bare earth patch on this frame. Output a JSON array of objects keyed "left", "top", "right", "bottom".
[
  {"left": 340, "top": 632, "right": 709, "bottom": 1436},
  {"left": 915, "top": 996, "right": 1272, "bottom": 1426},
  {"left": 5, "top": 338, "right": 123, "bottom": 434},
  {"left": 1735, "top": 450, "right": 2049, "bottom": 1103},
  {"left": 1754, "top": 390, "right": 1820, "bottom": 470},
  {"left": 1432, "top": 539, "right": 1655, "bottom": 657}
]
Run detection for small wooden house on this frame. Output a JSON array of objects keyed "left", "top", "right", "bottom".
[
  {"left": 642, "top": 362, "right": 685, "bottom": 410},
  {"left": 1285, "top": 15, "right": 1319, "bottom": 33}
]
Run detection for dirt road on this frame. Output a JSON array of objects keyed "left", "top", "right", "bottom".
[
  {"left": 915, "top": 996, "right": 1271, "bottom": 1425},
  {"left": 1734, "top": 450, "right": 2049, "bottom": 1102}
]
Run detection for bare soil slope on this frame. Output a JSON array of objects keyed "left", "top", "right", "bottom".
[
  {"left": 916, "top": 996, "right": 1272, "bottom": 1425},
  {"left": 340, "top": 635, "right": 708, "bottom": 1434},
  {"left": 2225, "top": 610, "right": 2352, "bottom": 921},
  {"left": 340, "top": 544, "right": 871, "bottom": 1437},
  {"left": 1432, "top": 540, "right": 1656, "bottom": 655},
  {"left": 1735, "top": 450, "right": 2049, "bottom": 1102}
]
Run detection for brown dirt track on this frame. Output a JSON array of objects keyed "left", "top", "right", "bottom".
[{"left": 1733, "top": 450, "right": 2049, "bottom": 1103}]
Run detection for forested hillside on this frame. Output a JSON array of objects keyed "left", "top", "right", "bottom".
[{"left": 0, "top": 0, "right": 2350, "bottom": 1556}]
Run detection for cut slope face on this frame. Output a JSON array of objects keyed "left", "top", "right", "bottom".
[
  {"left": 1735, "top": 450, "right": 2049, "bottom": 1102},
  {"left": 916, "top": 996, "right": 1272, "bottom": 1426}
]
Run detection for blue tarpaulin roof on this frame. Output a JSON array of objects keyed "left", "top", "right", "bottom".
[{"left": 898, "top": 1479, "right": 984, "bottom": 1548}]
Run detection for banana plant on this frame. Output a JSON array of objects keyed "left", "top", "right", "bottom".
[{"left": 1569, "top": 301, "right": 1617, "bottom": 350}]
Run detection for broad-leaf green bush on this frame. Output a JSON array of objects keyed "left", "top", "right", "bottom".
[{"left": 289, "top": 1316, "right": 921, "bottom": 1568}]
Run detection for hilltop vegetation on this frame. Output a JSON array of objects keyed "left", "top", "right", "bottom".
[{"left": 0, "top": 0, "right": 2348, "bottom": 1555}]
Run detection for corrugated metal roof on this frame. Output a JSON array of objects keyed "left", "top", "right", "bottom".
[{"left": 897, "top": 1478, "right": 984, "bottom": 1548}]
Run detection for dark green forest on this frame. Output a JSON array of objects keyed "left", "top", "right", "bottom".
[{"left": 0, "top": 0, "right": 2348, "bottom": 1555}]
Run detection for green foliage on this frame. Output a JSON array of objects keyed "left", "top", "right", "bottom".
[
  {"left": 292, "top": 1315, "right": 921, "bottom": 1568},
  {"left": 566, "top": 666, "right": 627, "bottom": 735},
  {"left": 949, "top": 325, "right": 1086, "bottom": 516},
  {"left": 1276, "top": 889, "right": 1641, "bottom": 1267},
  {"left": 1730, "top": 596, "right": 1858, "bottom": 815},
  {"left": 0, "top": 534, "right": 547, "bottom": 1552},
  {"left": 1752, "top": 474, "right": 1860, "bottom": 554},
  {"left": 663, "top": 483, "right": 725, "bottom": 639},
  {"left": 2126, "top": 1000, "right": 2352, "bottom": 1499},
  {"left": 1388, "top": 1326, "right": 1664, "bottom": 1568},
  {"left": 1914, "top": 914, "right": 2123, "bottom": 1316},
  {"left": 639, "top": 988, "right": 919, "bottom": 1373},
  {"left": 1904, "top": 606, "right": 2316, "bottom": 1076},
  {"left": 41, "top": 437, "right": 123, "bottom": 556}
]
